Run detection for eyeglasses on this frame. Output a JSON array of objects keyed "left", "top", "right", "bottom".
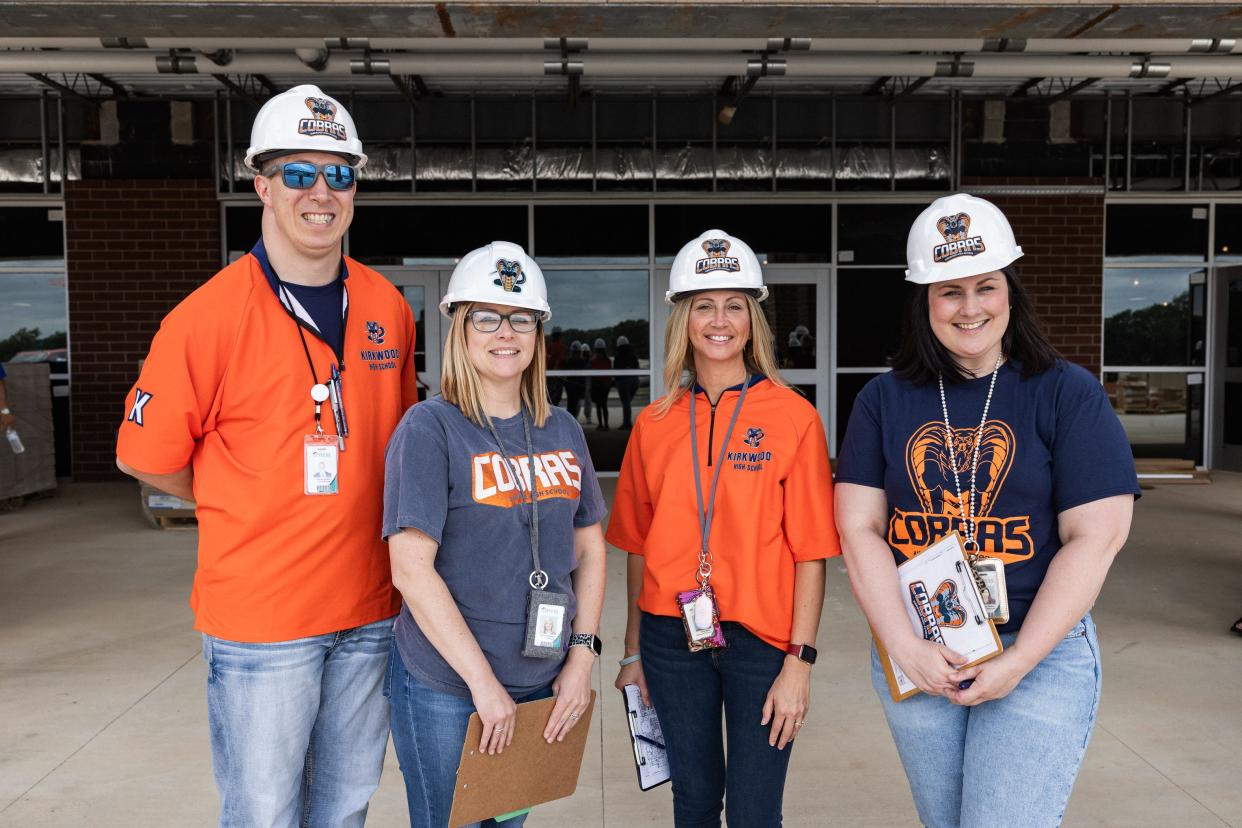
[
  {"left": 468, "top": 309, "right": 540, "bottom": 334},
  {"left": 263, "top": 161, "right": 356, "bottom": 191}
]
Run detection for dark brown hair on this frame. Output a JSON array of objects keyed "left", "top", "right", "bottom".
[{"left": 890, "top": 266, "right": 1062, "bottom": 384}]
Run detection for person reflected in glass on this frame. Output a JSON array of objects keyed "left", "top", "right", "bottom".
[
  {"left": 614, "top": 334, "right": 640, "bottom": 430},
  {"left": 564, "top": 340, "right": 587, "bottom": 421},
  {"left": 545, "top": 326, "right": 565, "bottom": 407},
  {"left": 589, "top": 337, "right": 613, "bottom": 432},
  {"left": 835, "top": 194, "right": 1140, "bottom": 828}
]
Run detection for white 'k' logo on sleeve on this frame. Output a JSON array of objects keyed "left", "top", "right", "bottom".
[{"left": 128, "top": 389, "right": 153, "bottom": 427}]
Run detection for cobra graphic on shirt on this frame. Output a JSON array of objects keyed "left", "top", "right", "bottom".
[
  {"left": 472, "top": 450, "right": 584, "bottom": 508},
  {"left": 888, "top": 419, "right": 1035, "bottom": 564}
]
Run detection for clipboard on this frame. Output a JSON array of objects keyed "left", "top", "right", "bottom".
[
  {"left": 448, "top": 690, "right": 596, "bottom": 828},
  {"left": 875, "top": 532, "right": 1003, "bottom": 702},
  {"left": 621, "top": 684, "right": 671, "bottom": 791}
]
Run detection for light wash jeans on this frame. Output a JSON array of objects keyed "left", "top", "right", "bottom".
[
  {"left": 201, "top": 616, "right": 396, "bottom": 828},
  {"left": 385, "top": 641, "right": 554, "bottom": 828},
  {"left": 872, "top": 615, "right": 1102, "bottom": 828}
]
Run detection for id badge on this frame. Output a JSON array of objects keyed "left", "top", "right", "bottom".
[
  {"left": 523, "top": 589, "right": 571, "bottom": 659},
  {"left": 675, "top": 584, "right": 727, "bottom": 652},
  {"left": 303, "top": 434, "right": 340, "bottom": 496},
  {"left": 971, "top": 557, "right": 1010, "bottom": 625}
]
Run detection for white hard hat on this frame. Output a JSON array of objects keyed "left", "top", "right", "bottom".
[
  {"left": 244, "top": 84, "right": 367, "bottom": 172},
  {"left": 616, "top": 335, "right": 629, "bottom": 347},
  {"left": 594, "top": 338, "right": 606, "bottom": 350},
  {"left": 905, "top": 193, "right": 1023, "bottom": 284},
  {"left": 666, "top": 229, "right": 768, "bottom": 304},
  {"left": 439, "top": 241, "right": 551, "bottom": 321}
]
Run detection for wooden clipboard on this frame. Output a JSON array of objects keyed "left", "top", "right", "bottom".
[
  {"left": 875, "top": 532, "right": 1003, "bottom": 702},
  {"left": 448, "top": 691, "right": 596, "bottom": 828}
]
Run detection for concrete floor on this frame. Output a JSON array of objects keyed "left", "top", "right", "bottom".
[{"left": 1, "top": 475, "right": 1239, "bottom": 827}]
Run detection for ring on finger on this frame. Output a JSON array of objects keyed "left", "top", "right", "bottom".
[
  {"left": 569, "top": 713, "right": 581, "bottom": 720},
  {"left": 794, "top": 720, "right": 804, "bottom": 728},
  {"left": 495, "top": 726, "right": 506, "bottom": 734}
]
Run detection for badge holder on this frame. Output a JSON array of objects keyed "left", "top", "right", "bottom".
[
  {"left": 676, "top": 582, "right": 726, "bottom": 652},
  {"left": 304, "top": 383, "right": 339, "bottom": 496},
  {"left": 523, "top": 570, "right": 571, "bottom": 659},
  {"left": 968, "top": 552, "right": 1010, "bottom": 625}
]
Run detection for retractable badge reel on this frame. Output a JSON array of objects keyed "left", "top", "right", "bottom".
[{"left": 304, "top": 383, "right": 339, "bottom": 496}]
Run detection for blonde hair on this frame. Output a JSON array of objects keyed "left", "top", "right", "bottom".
[
  {"left": 653, "top": 292, "right": 788, "bottom": 418},
  {"left": 440, "top": 301, "right": 551, "bottom": 428}
]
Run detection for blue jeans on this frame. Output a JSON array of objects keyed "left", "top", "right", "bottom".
[
  {"left": 385, "top": 642, "right": 554, "bottom": 828},
  {"left": 872, "top": 615, "right": 1102, "bottom": 828},
  {"left": 202, "top": 616, "right": 395, "bottom": 828},
  {"left": 640, "top": 613, "right": 794, "bottom": 828}
]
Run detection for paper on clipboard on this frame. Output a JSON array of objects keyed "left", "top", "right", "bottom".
[
  {"left": 622, "top": 684, "right": 670, "bottom": 791},
  {"left": 876, "top": 532, "right": 1003, "bottom": 702}
]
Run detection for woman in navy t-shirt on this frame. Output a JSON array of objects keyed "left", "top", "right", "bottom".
[{"left": 835, "top": 194, "right": 1140, "bottom": 828}]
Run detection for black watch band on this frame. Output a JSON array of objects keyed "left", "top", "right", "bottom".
[{"left": 569, "top": 633, "right": 602, "bottom": 656}]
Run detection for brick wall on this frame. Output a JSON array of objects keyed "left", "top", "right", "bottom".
[
  {"left": 964, "top": 179, "right": 1106, "bottom": 375},
  {"left": 66, "top": 180, "right": 219, "bottom": 480}
]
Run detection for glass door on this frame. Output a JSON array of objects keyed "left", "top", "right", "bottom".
[
  {"left": 378, "top": 268, "right": 448, "bottom": 401},
  {"left": 762, "top": 266, "right": 830, "bottom": 435},
  {"left": 1212, "top": 266, "right": 1242, "bottom": 470}
]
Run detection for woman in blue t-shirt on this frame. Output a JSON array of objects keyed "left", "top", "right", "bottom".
[
  {"left": 835, "top": 194, "right": 1140, "bottom": 828},
  {"left": 382, "top": 241, "right": 607, "bottom": 828}
]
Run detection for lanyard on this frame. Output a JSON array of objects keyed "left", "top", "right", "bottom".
[
  {"left": 279, "top": 282, "right": 347, "bottom": 435},
  {"left": 482, "top": 409, "right": 547, "bottom": 590},
  {"left": 688, "top": 377, "right": 751, "bottom": 587}
]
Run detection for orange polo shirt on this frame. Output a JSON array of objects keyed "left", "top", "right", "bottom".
[
  {"left": 606, "top": 377, "right": 840, "bottom": 650},
  {"left": 117, "top": 251, "right": 418, "bottom": 642}
]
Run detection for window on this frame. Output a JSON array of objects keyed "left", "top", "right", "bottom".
[
  {"left": 837, "top": 268, "right": 912, "bottom": 367},
  {"left": 1103, "top": 268, "right": 1206, "bottom": 367},
  {"left": 1105, "top": 204, "right": 1208, "bottom": 261},
  {"left": 533, "top": 205, "right": 647, "bottom": 264},
  {"left": 348, "top": 205, "right": 527, "bottom": 266},
  {"left": 654, "top": 204, "right": 830, "bottom": 263}
]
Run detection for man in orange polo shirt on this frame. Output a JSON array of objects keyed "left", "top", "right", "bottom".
[{"left": 117, "top": 85, "right": 417, "bottom": 827}]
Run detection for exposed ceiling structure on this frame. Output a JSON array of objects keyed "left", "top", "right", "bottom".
[{"left": 2, "top": 3, "right": 1242, "bottom": 101}]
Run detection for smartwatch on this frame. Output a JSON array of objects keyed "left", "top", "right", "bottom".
[
  {"left": 786, "top": 643, "right": 818, "bottom": 665},
  {"left": 569, "top": 633, "right": 603, "bottom": 657}
]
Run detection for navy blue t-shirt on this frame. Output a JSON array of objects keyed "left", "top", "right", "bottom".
[{"left": 835, "top": 360, "right": 1140, "bottom": 633}]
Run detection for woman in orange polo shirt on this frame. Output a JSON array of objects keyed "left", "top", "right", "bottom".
[{"left": 608, "top": 230, "right": 840, "bottom": 827}]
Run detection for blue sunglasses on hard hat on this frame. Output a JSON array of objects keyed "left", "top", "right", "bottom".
[{"left": 263, "top": 161, "right": 356, "bottom": 191}]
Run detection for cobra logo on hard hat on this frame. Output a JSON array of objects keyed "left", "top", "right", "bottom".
[
  {"left": 696, "top": 238, "right": 741, "bottom": 275},
  {"left": 932, "top": 212, "right": 987, "bottom": 264},
  {"left": 299, "top": 97, "right": 348, "bottom": 142},
  {"left": 494, "top": 259, "right": 526, "bottom": 293}
]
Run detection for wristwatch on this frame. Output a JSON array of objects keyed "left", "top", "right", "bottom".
[
  {"left": 786, "top": 643, "right": 818, "bottom": 665},
  {"left": 569, "top": 633, "right": 603, "bottom": 657}
]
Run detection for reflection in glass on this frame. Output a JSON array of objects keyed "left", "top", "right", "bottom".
[
  {"left": 837, "top": 204, "right": 925, "bottom": 265},
  {"left": 551, "top": 375, "right": 651, "bottom": 473},
  {"left": 533, "top": 205, "right": 648, "bottom": 264},
  {"left": 397, "top": 285, "right": 431, "bottom": 401},
  {"left": 1103, "top": 371, "right": 1202, "bottom": 461},
  {"left": 838, "top": 268, "right": 912, "bottom": 367},
  {"left": 1228, "top": 278, "right": 1242, "bottom": 368},
  {"left": 1104, "top": 268, "right": 1206, "bottom": 366},
  {"left": 542, "top": 270, "right": 650, "bottom": 366},
  {"left": 1215, "top": 205, "right": 1242, "bottom": 261},
  {"left": 762, "top": 284, "right": 817, "bottom": 369},
  {"left": 0, "top": 272, "right": 68, "bottom": 363}
]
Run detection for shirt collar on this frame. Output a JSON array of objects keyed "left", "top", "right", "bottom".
[
  {"left": 691, "top": 374, "right": 768, "bottom": 396},
  {"left": 251, "top": 238, "right": 348, "bottom": 299}
]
